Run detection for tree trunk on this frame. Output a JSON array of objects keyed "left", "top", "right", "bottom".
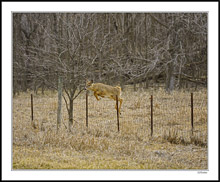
[
  {"left": 134, "top": 83, "right": 137, "bottom": 92},
  {"left": 68, "top": 98, "right": 73, "bottom": 132},
  {"left": 166, "top": 62, "right": 175, "bottom": 93},
  {"left": 57, "top": 76, "right": 63, "bottom": 132},
  {"left": 41, "top": 83, "right": 45, "bottom": 95}
]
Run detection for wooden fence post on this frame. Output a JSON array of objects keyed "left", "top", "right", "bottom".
[
  {"left": 116, "top": 95, "right": 120, "bottom": 132},
  {"left": 191, "top": 92, "right": 194, "bottom": 135},
  {"left": 86, "top": 90, "right": 88, "bottom": 128},
  {"left": 151, "top": 95, "right": 153, "bottom": 136},
  {"left": 57, "top": 76, "right": 63, "bottom": 132}
]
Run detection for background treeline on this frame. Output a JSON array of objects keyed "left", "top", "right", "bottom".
[{"left": 13, "top": 13, "right": 207, "bottom": 95}]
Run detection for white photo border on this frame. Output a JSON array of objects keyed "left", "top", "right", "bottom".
[{"left": 2, "top": 1, "right": 219, "bottom": 180}]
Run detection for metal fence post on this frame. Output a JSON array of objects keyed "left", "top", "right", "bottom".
[
  {"left": 151, "top": 95, "right": 153, "bottom": 136},
  {"left": 31, "top": 94, "right": 33, "bottom": 121},
  {"left": 191, "top": 92, "right": 194, "bottom": 135},
  {"left": 86, "top": 90, "right": 88, "bottom": 128},
  {"left": 116, "top": 95, "right": 120, "bottom": 132}
]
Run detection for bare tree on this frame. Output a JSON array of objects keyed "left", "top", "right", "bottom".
[{"left": 13, "top": 13, "right": 207, "bottom": 130}]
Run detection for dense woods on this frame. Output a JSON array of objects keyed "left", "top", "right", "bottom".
[{"left": 13, "top": 13, "right": 207, "bottom": 95}]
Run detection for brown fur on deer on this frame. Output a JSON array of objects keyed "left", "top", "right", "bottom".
[{"left": 86, "top": 80, "right": 123, "bottom": 114}]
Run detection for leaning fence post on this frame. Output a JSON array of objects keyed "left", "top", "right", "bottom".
[
  {"left": 116, "top": 95, "right": 120, "bottom": 132},
  {"left": 191, "top": 92, "right": 194, "bottom": 135},
  {"left": 151, "top": 95, "right": 153, "bottom": 136},
  {"left": 31, "top": 94, "right": 33, "bottom": 121},
  {"left": 57, "top": 76, "right": 63, "bottom": 132},
  {"left": 86, "top": 90, "right": 88, "bottom": 128}
]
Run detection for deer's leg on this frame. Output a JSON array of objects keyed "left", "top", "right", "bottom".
[
  {"left": 112, "top": 96, "right": 118, "bottom": 110},
  {"left": 115, "top": 97, "right": 123, "bottom": 114},
  {"left": 94, "top": 92, "right": 100, "bottom": 101},
  {"left": 118, "top": 98, "right": 123, "bottom": 114}
]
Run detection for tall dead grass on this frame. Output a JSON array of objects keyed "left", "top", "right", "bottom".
[{"left": 13, "top": 87, "right": 208, "bottom": 169}]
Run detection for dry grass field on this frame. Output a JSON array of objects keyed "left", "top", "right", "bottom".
[{"left": 13, "top": 87, "right": 208, "bottom": 169}]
